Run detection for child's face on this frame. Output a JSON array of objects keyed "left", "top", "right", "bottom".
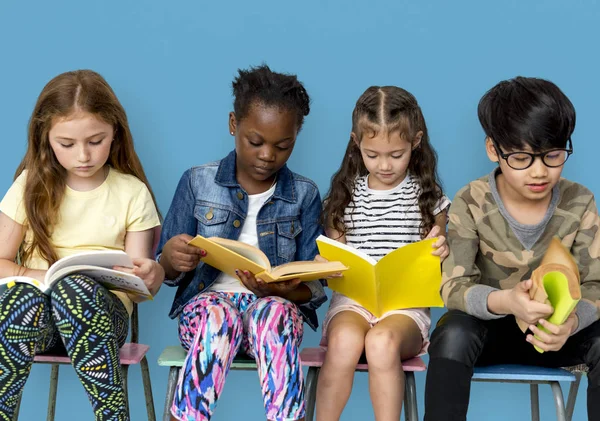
[
  {"left": 357, "top": 130, "right": 419, "bottom": 190},
  {"left": 48, "top": 111, "right": 113, "bottom": 190},
  {"left": 486, "top": 138, "right": 565, "bottom": 203},
  {"left": 230, "top": 104, "right": 298, "bottom": 192}
]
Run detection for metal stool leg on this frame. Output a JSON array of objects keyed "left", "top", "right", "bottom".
[
  {"left": 404, "top": 372, "right": 418, "bottom": 421},
  {"left": 140, "top": 356, "right": 156, "bottom": 421},
  {"left": 47, "top": 364, "right": 59, "bottom": 421},
  {"left": 163, "top": 367, "right": 179, "bottom": 421},
  {"left": 550, "top": 381, "right": 567, "bottom": 421},
  {"left": 121, "top": 365, "right": 130, "bottom": 418},
  {"left": 304, "top": 367, "right": 319, "bottom": 421},
  {"left": 566, "top": 373, "right": 582, "bottom": 421},
  {"left": 530, "top": 384, "right": 540, "bottom": 421}
]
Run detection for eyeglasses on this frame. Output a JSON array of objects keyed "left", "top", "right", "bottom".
[{"left": 492, "top": 138, "right": 573, "bottom": 170}]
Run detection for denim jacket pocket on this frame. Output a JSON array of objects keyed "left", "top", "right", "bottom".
[
  {"left": 194, "top": 204, "right": 230, "bottom": 237},
  {"left": 276, "top": 219, "right": 303, "bottom": 261}
]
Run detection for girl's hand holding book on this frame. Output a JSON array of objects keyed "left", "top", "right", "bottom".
[
  {"left": 314, "top": 255, "right": 343, "bottom": 278},
  {"left": 162, "top": 234, "right": 205, "bottom": 275},
  {"left": 235, "top": 269, "right": 302, "bottom": 298},
  {"left": 114, "top": 258, "right": 165, "bottom": 296},
  {"left": 425, "top": 225, "right": 449, "bottom": 261}
]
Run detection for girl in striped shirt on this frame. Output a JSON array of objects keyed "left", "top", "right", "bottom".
[{"left": 316, "top": 86, "right": 450, "bottom": 421}]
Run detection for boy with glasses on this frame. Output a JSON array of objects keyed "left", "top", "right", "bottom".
[{"left": 424, "top": 77, "right": 600, "bottom": 421}]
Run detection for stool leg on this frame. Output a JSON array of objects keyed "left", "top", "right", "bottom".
[
  {"left": 121, "top": 365, "right": 130, "bottom": 418},
  {"left": 304, "top": 367, "right": 319, "bottom": 421},
  {"left": 163, "top": 367, "right": 179, "bottom": 421},
  {"left": 12, "top": 394, "right": 22, "bottom": 421},
  {"left": 140, "top": 356, "right": 156, "bottom": 421},
  {"left": 530, "top": 384, "right": 540, "bottom": 421},
  {"left": 565, "top": 373, "right": 582, "bottom": 421},
  {"left": 550, "top": 381, "right": 567, "bottom": 421},
  {"left": 47, "top": 364, "right": 59, "bottom": 421},
  {"left": 404, "top": 372, "right": 418, "bottom": 421}
]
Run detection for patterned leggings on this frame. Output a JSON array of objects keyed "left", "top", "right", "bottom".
[
  {"left": 0, "top": 275, "right": 129, "bottom": 421},
  {"left": 172, "top": 291, "right": 305, "bottom": 421}
]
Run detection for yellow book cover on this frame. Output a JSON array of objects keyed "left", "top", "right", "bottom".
[
  {"left": 316, "top": 235, "right": 444, "bottom": 317},
  {"left": 516, "top": 237, "right": 581, "bottom": 353},
  {"left": 187, "top": 235, "right": 347, "bottom": 283}
]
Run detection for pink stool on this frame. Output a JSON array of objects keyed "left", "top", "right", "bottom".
[{"left": 300, "top": 347, "right": 426, "bottom": 421}]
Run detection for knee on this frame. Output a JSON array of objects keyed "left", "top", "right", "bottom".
[
  {"left": 0, "top": 284, "right": 47, "bottom": 326},
  {"left": 252, "top": 297, "right": 301, "bottom": 327},
  {"left": 428, "top": 311, "right": 485, "bottom": 364},
  {"left": 50, "top": 274, "right": 97, "bottom": 300},
  {"left": 326, "top": 325, "right": 365, "bottom": 366},
  {"left": 364, "top": 328, "right": 401, "bottom": 368}
]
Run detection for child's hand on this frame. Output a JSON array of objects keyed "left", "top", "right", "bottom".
[
  {"left": 507, "top": 280, "right": 554, "bottom": 325},
  {"left": 526, "top": 312, "right": 578, "bottom": 352},
  {"left": 425, "top": 225, "right": 449, "bottom": 261},
  {"left": 236, "top": 269, "right": 302, "bottom": 298},
  {"left": 314, "top": 254, "right": 343, "bottom": 278},
  {"left": 114, "top": 258, "right": 165, "bottom": 296},
  {"left": 162, "top": 234, "right": 205, "bottom": 274}
]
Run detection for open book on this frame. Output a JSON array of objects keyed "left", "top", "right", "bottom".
[
  {"left": 0, "top": 250, "right": 151, "bottom": 298},
  {"left": 187, "top": 235, "right": 347, "bottom": 283},
  {"left": 516, "top": 237, "right": 581, "bottom": 353},
  {"left": 316, "top": 235, "right": 444, "bottom": 317}
]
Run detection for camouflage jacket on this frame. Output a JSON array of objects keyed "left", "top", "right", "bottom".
[{"left": 441, "top": 171, "right": 600, "bottom": 332}]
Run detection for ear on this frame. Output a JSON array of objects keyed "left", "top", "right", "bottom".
[
  {"left": 485, "top": 137, "right": 499, "bottom": 163},
  {"left": 228, "top": 112, "right": 237, "bottom": 136},
  {"left": 351, "top": 132, "right": 359, "bottom": 148},
  {"left": 412, "top": 131, "right": 423, "bottom": 150}
]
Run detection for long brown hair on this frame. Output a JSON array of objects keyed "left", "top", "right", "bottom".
[
  {"left": 322, "top": 86, "right": 444, "bottom": 238},
  {"left": 15, "top": 69, "right": 160, "bottom": 266}
]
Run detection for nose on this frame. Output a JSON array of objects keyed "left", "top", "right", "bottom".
[
  {"left": 258, "top": 145, "right": 276, "bottom": 162},
  {"left": 529, "top": 156, "right": 547, "bottom": 177},
  {"left": 78, "top": 145, "right": 91, "bottom": 163},
  {"left": 379, "top": 157, "right": 393, "bottom": 171}
]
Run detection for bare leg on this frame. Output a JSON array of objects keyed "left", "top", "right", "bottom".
[
  {"left": 316, "top": 311, "right": 371, "bottom": 421},
  {"left": 365, "top": 315, "right": 422, "bottom": 421}
]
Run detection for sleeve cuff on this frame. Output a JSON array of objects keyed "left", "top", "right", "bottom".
[
  {"left": 573, "top": 300, "right": 598, "bottom": 335},
  {"left": 157, "top": 253, "right": 187, "bottom": 287},
  {"left": 300, "top": 280, "right": 327, "bottom": 311},
  {"left": 465, "top": 285, "right": 505, "bottom": 320}
]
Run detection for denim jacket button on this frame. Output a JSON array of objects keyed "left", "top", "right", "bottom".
[
  {"left": 198, "top": 282, "right": 205, "bottom": 290},
  {"left": 205, "top": 211, "right": 214, "bottom": 220},
  {"left": 233, "top": 220, "right": 241, "bottom": 228},
  {"left": 237, "top": 191, "right": 244, "bottom": 200}
]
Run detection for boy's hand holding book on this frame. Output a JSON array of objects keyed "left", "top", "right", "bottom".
[
  {"left": 488, "top": 279, "right": 555, "bottom": 325},
  {"left": 526, "top": 311, "right": 579, "bottom": 352}
]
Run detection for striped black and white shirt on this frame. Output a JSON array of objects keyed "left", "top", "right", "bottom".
[{"left": 344, "top": 173, "right": 450, "bottom": 261}]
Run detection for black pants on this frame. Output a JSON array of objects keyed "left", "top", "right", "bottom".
[{"left": 424, "top": 310, "right": 600, "bottom": 421}]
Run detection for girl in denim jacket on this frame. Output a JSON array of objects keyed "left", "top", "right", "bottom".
[{"left": 157, "top": 65, "right": 326, "bottom": 421}]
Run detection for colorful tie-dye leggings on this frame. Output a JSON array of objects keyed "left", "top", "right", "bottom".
[
  {"left": 0, "top": 275, "right": 129, "bottom": 421},
  {"left": 172, "top": 291, "right": 305, "bottom": 421}
]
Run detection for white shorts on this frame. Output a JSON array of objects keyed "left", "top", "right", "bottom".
[{"left": 321, "top": 292, "right": 431, "bottom": 356}]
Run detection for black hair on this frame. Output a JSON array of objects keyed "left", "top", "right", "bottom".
[
  {"left": 478, "top": 76, "right": 575, "bottom": 151},
  {"left": 232, "top": 64, "right": 310, "bottom": 130}
]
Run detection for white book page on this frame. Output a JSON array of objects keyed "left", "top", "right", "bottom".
[{"left": 46, "top": 250, "right": 133, "bottom": 284}]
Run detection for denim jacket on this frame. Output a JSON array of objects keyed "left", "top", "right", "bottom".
[{"left": 157, "top": 150, "right": 327, "bottom": 330}]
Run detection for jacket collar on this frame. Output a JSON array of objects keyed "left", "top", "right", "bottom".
[{"left": 215, "top": 150, "right": 296, "bottom": 203}]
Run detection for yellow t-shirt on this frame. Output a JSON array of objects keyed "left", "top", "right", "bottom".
[{"left": 0, "top": 167, "right": 161, "bottom": 315}]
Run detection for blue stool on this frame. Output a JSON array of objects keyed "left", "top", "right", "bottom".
[{"left": 472, "top": 365, "right": 577, "bottom": 421}]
